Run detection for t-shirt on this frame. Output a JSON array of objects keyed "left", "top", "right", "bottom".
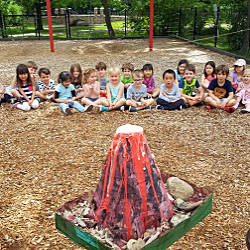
[
  {"left": 230, "top": 72, "right": 241, "bottom": 90},
  {"left": 55, "top": 83, "right": 75, "bottom": 100},
  {"left": 100, "top": 77, "right": 108, "bottom": 90},
  {"left": 108, "top": 82, "right": 125, "bottom": 101},
  {"left": 18, "top": 83, "right": 35, "bottom": 102},
  {"left": 72, "top": 81, "right": 82, "bottom": 90},
  {"left": 127, "top": 84, "right": 147, "bottom": 101},
  {"left": 230, "top": 72, "right": 241, "bottom": 84},
  {"left": 38, "top": 79, "right": 55, "bottom": 91},
  {"left": 159, "top": 83, "right": 180, "bottom": 102},
  {"left": 142, "top": 76, "right": 155, "bottom": 93},
  {"left": 175, "top": 70, "right": 183, "bottom": 82},
  {"left": 208, "top": 79, "right": 233, "bottom": 99},
  {"left": 179, "top": 78, "right": 200, "bottom": 96},
  {"left": 121, "top": 74, "right": 133, "bottom": 84}
]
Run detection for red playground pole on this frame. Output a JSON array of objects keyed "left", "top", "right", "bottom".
[
  {"left": 149, "top": 0, "right": 154, "bottom": 51},
  {"left": 46, "top": 0, "right": 55, "bottom": 52}
]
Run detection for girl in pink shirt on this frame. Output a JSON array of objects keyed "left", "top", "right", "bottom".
[
  {"left": 80, "top": 68, "right": 107, "bottom": 108},
  {"left": 201, "top": 61, "right": 216, "bottom": 91},
  {"left": 142, "top": 64, "right": 159, "bottom": 98}
]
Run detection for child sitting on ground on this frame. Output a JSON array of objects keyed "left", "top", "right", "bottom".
[
  {"left": 201, "top": 61, "right": 216, "bottom": 91},
  {"left": 12, "top": 64, "right": 39, "bottom": 111},
  {"left": 36, "top": 68, "right": 56, "bottom": 101},
  {"left": 70, "top": 63, "right": 83, "bottom": 92},
  {"left": 179, "top": 64, "right": 204, "bottom": 107},
  {"left": 229, "top": 59, "right": 246, "bottom": 93},
  {"left": 121, "top": 63, "right": 134, "bottom": 98},
  {"left": 95, "top": 62, "right": 108, "bottom": 98},
  {"left": 205, "top": 65, "right": 236, "bottom": 112},
  {"left": 54, "top": 71, "right": 93, "bottom": 115},
  {"left": 234, "top": 68, "right": 250, "bottom": 113},
  {"left": 142, "top": 63, "right": 159, "bottom": 98},
  {"left": 175, "top": 59, "right": 189, "bottom": 84},
  {"left": 156, "top": 69, "right": 185, "bottom": 110},
  {"left": 126, "top": 69, "right": 154, "bottom": 112},
  {"left": 80, "top": 68, "right": 107, "bottom": 108},
  {"left": 5, "top": 61, "right": 38, "bottom": 103},
  {"left": 100, "top": 67, "right": 126, "bottom": 112}
]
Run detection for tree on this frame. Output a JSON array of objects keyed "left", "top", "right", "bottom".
[
  {"left": 0, "top": 0, "right": 23, "bottom": 14},
  {"left": 240, "top": 0, "right": 250, "bottom": 53},
  {"left": 101, "top": 0, "right": 115, "bottom": 37}
]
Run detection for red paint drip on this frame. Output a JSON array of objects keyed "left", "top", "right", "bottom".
[{"left": 92, "top": 129, "right": 173, "bottom": 242}]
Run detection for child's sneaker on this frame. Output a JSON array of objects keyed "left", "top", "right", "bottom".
[
  {"left": 100, "top": 106, "right": 109, "bottom": 112},
  {"left": 84, "top": 105, "right": 93, "bottom": 112},
  {"left": 178, "top": 105, "right": 183, "bottom": 110},
  {"left": 207, "top": 105, "right": 215, "bottom": 110},
  {"left": 240, "top": 108, "right": 250, "bottom": 113},
  {"left": 156, "top": 105, "right": 164, "bottom": 110},
  {"left": 129, "top": 106, "right": 138, "bottom": 112},
  {"left": 3, "top": 94, "right": 12, "bottom": 103},
  {"left": 183, "top": 103, "right": 190, "bottom": 109},
  {"left": 65, "top": 108, "right": 73, "bottom": 115},
  {"left": 37, "top": 98, "right": 45, "bottom": 103},
  {"left": 224, "top": 106, "right": 235, "bottom": 113},
  {"left": 12, "top": 103, "right": 20, "bottom": 109},
  {"left": 144, "top": 106, "right": 151, "bottom": 110},
  {"left": 120, "top": 105, "right": 125, "bottom": 112},
  {"left": 49, "top": 97, "right": 56, "bottom": 103}
]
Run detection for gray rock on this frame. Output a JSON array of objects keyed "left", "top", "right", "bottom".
[
  {"left": 127, "top": 238, "right": 145, "bottom": 250},
  {"left": 167, "top": 177, "right": 194, "bottom": 201},
  {"left": 174, "top": 198, "right": 203, "bottom": 211},
  {"left": 170, "top": 213, "right": 190, "bottom": 227}
]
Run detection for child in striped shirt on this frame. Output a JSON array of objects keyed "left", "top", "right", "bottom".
[{"left": 12, "top": 64, "right": 39, "bottom": 111}]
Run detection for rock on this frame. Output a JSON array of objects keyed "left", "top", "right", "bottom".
[
  {"left": 127, "top": 238, "right": 145, "bottom": 250},
  {"left": 127, "top": 239, "right": 137, "bottom": 250},
  {"left": 167, "top": 177, "right": 194, "bottom": 201},
  {"left": 170, "top": 213, "right": 190, "bottom": 227},
  {"left": 174, "top": 198, "right": 185, "bottom": 207},
  {"left": 145, "top": 231, "right": 160, "bottom": 245},
  {"left": 174, "top": 198, "right": 203, "bottom": 212}
]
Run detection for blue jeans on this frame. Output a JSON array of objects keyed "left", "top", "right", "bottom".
[{"left": 58, "top": 101, "right": 85, "bottom": 113}]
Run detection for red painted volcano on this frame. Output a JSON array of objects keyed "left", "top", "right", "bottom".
[{"left": 90, "top": 124, "right": 173, "bottom": 242}]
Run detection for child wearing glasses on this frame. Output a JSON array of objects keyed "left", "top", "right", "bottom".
[{"left": 126, "top": 69, "right": 154, "bottom": 112}]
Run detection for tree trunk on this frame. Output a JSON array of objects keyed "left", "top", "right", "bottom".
[
  {"left": 101, "top": 0, "right": 115, "bottom": 38},
  {"left": 35, "top": 2, "right": 43, "bottom": 30},
  {"left": 240, "top": 0, "right": 250, "bottom": 53}
]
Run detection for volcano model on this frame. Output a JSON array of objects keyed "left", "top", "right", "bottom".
[{"left": 90, "top": 124, "right": 173, "bottom": 242}]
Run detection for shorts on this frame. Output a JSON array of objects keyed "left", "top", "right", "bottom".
[{"left": 86, "top": 97, "right": 98, "bottom": 102}]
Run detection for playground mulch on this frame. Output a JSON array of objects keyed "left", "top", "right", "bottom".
[{"left": 0, "top": 38, "right": 249, "bottom": 249}]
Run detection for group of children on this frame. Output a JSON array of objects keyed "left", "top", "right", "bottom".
[{"left": 0, "top": 58, "right": 249, "bottom": 114}]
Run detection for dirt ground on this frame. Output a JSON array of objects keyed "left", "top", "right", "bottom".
[{"left": 0, "top": 38, "right": 249, "bottom": 250}]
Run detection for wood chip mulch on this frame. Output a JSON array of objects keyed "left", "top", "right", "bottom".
[{"left": 0, "top": 38, "right": 249, "bottom": 249}]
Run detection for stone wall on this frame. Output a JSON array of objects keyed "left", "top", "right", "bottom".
[{"left": 48, "top": 8, "right": 125, "bottom": 26}]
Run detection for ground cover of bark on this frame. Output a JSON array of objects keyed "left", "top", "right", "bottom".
[{"left": 0, "top": 38, "right": 249, "bottom": 249}]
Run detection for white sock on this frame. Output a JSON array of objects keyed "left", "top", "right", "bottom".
[{"left": 233, "top": 102, "right": 239, "bottom": 109}]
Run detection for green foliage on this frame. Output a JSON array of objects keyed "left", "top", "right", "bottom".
[
  {"left": 0, "top": 0, "right": 23, "bottom": 15},
  {"left": 224, "top": 3, "right": 248, "bottom": 51},
  {"left": 127, "top": 0, "right": 249, "bottom": 52},
  {"left": 1, "top": 0, "right": 249, "bottom": 55}
]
